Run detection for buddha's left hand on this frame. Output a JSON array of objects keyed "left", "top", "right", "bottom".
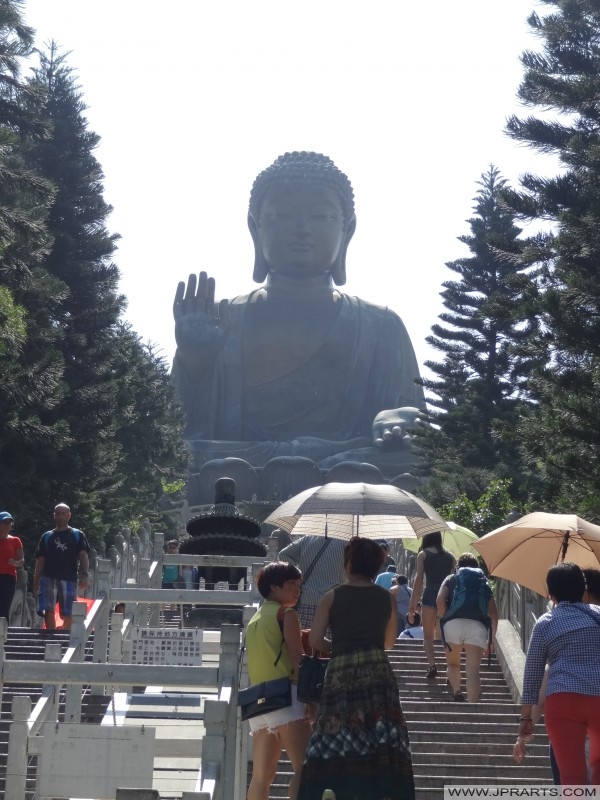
[{"left": 372, "top": 407, "right": 422, "bottom": 450}]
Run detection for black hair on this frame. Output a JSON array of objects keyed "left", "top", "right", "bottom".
[
  {"left": 406, "top": 611, "right": 421, "bottom": 627},
  {"left": 256, "top": 561, "right": 302, "bottom": 599},
  {"left": 420, "top": 531, "right": 443, "bottom": 551},
  {"left": 457, "top": 553, "right": 479, "bottom": 569},
  {"left": 344, "top": 537, "right": 385, "bottom": 581},
  {"left": 583, "top": 568, "right": 600, "bottom": 603},
  {"left": 395, "top": 574, "right": 408, "bottom": 586},
  {"left": 546, "top": 562, "right": 586, "bottom": 603}
]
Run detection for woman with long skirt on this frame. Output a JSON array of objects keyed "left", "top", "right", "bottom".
[{"left": 297, "top": 537, "right": 415, "bottom": 800}]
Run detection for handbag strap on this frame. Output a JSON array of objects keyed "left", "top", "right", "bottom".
[
  {"left": 240, "top": 614, "right": 285, "bottom": 684},
  {"left": 301, "top": 537, "right": 332, "bottom": 587}
]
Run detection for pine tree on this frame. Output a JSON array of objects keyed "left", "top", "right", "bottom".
[
  {"left": 16, "top": 44, "right": 127, "bottom": 543},
  {"left": 0, "top": 1, "right": 66, "bottom": 538},
  {"left": 417, "top": 166, "right": 542, "bottom": 507},
  {"left": 20, "top": 44, "right": 189, "bottom": 544},
  {"left": 504, "top": 1, "right": 600, "bottom": 518},
  {"left": 106, "top": 324, "right": 189, "bottom": 533}
]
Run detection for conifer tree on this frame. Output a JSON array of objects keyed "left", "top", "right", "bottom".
[
  {"left": 0, "top": 1, "right": 65, "bottom": 534},
  {"left": 417, "top": 166, "right": 542, "bottom": 507},
  {"left": 18, "top": 44, "right": 126, "bottom": 541},
  {"left": 21, "top": 44, "right": 188, "bottom": 542},
  {"left": 106, "top": 325, "right": 188, "bottom": 533},
  {"left": 504, "top": 1, "right": 600, "bottom": 517}
]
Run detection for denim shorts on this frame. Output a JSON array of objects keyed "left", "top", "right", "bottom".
[{"left": 37, "top": 577, "right": 77, "bottom": 618}]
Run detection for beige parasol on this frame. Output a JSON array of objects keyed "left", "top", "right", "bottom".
[{"left": 472, "top": 511, "right": 600, "bottom": 596}]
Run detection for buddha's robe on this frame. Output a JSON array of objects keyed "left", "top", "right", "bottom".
[{"left": 172, "top": 290, "right": 424, "bottom": 467}]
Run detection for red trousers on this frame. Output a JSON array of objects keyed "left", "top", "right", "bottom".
[{"left": 544, "top": 693, "right": 600, "bottom": 786}]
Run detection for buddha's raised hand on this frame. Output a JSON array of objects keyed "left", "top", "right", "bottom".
[{"left": 173, "top": 272, "right": 229, "bottom": 360}]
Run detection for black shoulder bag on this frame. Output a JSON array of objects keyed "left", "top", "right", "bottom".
[
  {"left": 297, "top": 653, "right": 329, "bottom": 704},
  {"left": 238, "top": 620, "right": 292, "bottom": 721}
]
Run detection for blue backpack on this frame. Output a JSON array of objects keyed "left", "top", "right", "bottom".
[{"left": 441, "top": 566, "right": 493, "bottom": 660}]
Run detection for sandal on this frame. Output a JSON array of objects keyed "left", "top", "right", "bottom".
[
  {"left": 453, "top": 691, "right": 465, "bottom": 702},
  {"left": 426, "top": 664, "right": 437, "bottom": 680}
]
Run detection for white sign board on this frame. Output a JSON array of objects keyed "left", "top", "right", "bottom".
[
  {"left": 130, "top": 626, "right": 203, "bottom": 665},
  {"left": 38, "top": 723, "right": 155, "bottom": 799}
]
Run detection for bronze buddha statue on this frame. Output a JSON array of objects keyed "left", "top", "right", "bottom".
[{"left": 172, "top": 152, "right": 424, "bottom": 493}]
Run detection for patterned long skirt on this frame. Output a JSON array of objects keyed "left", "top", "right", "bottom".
[{"left": 297, "top": 646, "right": 415, "bottom": 800}]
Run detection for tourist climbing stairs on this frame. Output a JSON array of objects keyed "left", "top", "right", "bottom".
[{"left": 264, "top": 639, "right": 553, "bottom": 799}]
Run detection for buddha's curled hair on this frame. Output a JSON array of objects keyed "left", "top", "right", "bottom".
[{"left": 249, "top": 151, "right": 355, "bottom": 227}]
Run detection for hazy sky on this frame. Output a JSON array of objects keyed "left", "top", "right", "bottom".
[{"left": 22, "top": 0, "right": 553, "bottom": 379}]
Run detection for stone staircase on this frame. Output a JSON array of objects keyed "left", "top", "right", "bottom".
[
  {"left": 0, "top": 626, "right": 108, "bottom": 799},
  {"left": 264, "top": 639, "right": 553, "bottom": 799}
]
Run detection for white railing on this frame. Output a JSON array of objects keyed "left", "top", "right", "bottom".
[
  {"left": 495, "top": 578, "right": 550, "bottom": 652},
  {"left": 1, "top": 535, "right": 271, "bottom": 800}
]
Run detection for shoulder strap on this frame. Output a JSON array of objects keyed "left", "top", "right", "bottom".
[
  {"left": 272, "top": 610, "right": 285, "bottom": 667},
  {"left": 301, "top": 538, "right": 332, "bottom": 586},
  {"left": 44, "top": 527, "right": 80, "bottom": 546},
  {"left": 575, "top": 604, "right": 600, "bottom": 627}
]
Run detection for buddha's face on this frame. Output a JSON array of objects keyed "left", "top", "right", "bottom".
[{"left": 254, "top": 182, "right": 346, "bottom": 278}]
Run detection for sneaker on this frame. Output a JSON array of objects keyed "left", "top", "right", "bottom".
[
  {"left": 426, "top": 664, "right": 437, "bottom": 680},
  {"left": 453, "top": 691, "right": 465, "bottom": 702},
  {"left": 322, "top": 792, "right": 337, "bottom": 800}
]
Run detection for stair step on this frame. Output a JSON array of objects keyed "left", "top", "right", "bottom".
[
  {"left": 264, "top": 634, "right": 553, "bottom": 799},
  {"left": 0, "top": 626, "right": 96, "bottom": 800}
]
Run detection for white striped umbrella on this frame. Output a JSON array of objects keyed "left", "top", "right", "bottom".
[{"left": 264, "top": 482, "right": 449, "bottom": 541}]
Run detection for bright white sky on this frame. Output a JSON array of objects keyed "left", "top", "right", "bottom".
[{"left": 22, "top": 0, "right": 553, "bottom": 380}]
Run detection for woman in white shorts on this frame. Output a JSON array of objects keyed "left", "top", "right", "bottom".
[
  {"left": 245, "top": 562, "right": 312, "bottom": 800},
  {"left": 436, "top": 553, "right": 498, "bottom": 703}
]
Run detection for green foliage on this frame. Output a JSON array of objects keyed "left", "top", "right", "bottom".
[
  {"left": 0, "top": 2, "right": 67, "bottom": 555},
  {"left": 416, "top": 166, "right": 542, "bottom": 506},
  {"left": 502, "top": 1, "right": 600, "bottom": 521},
  {"left": 0, "top": 283, "right": 25, "bottom": 355},
  {"left": 0, "top": 30, "right": 188, "bottom": 557},
  {"left": 162, "top": 477, "right": 186, "bottom": 495},
  {"left": 439, "top": 478, "right": 515, "bottom": 537}
]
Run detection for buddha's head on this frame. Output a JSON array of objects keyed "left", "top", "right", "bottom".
[{"left": 248, "top": 152, "right": 356, "bottom": 285}]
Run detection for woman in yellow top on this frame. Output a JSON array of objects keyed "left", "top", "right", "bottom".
[{"left": 246, "top": 561, "right": 312, "bottom": 800}]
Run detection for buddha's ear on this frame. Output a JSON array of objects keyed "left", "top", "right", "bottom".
[
  {"left": 332, "top": 214, "right": 356, "bottom": 286},
  {"left": 248, "top": 212, "right": 268, "bottom": 283}
]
